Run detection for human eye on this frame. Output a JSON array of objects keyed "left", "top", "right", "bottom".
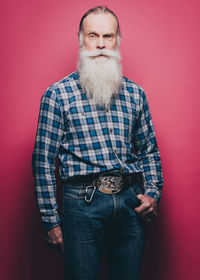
[
  {"left": 88, "top": 34, "right": 96, "bottom": 39},
  {"left": 105, "top": 34, "right": 114, "bottom": 40}
]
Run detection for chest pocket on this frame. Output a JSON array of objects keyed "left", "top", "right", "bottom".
[{"left": 66, "top": 105, "right": 100, "bottom": 139}]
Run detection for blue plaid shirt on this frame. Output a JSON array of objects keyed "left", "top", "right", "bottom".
[{"left": 32, "top": 71, "right": 163, "bottom": 230}]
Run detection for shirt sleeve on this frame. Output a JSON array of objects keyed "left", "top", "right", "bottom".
[
  {"left": 133, "top": 89, "right": 164, "bottom": 203},
  {"left": 32, "top": 88, "right": 64, "bottom": 230}
]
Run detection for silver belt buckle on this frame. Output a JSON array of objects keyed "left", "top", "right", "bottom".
[{"left": 95, "top": 173, "right": 123, "bottom": 194}]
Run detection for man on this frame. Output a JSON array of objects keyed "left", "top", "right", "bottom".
[{"left": 32, "top": 6, "right": 163, "bottom": 280}]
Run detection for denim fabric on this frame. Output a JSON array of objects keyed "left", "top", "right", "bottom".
[{"left": 62, "top": 182, "right": 145, "bottom": 280}]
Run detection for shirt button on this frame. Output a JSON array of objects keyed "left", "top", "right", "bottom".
[
  {"left": 110, "top": 128, "right": 113, "bottom": 133},
  {"left": 113, "top": 149, "right": 117, "bottom": 153}
]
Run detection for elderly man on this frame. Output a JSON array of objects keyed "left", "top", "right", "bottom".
[{"left": 32, "top": 6, "right": 163, "bottom": 280}]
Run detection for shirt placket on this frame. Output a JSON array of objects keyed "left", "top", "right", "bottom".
[{"left": 105, "top": 109, "right": 125, "bottom": 173}]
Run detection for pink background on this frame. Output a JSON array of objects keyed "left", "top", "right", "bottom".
[{"left": 1, "top": 0, "right": 200, "bottom": 279}]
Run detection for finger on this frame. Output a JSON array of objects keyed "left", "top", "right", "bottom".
[
  {"left": 46, "top": 236, "right": 60, "bottom": 245},
  {"left": 136, "top": 194, "right": 143, "bottom": 200},
  {"left": 54, "top": 235, "right": 64, "bottom": 245},
  {"left": 142, "top": 210, "right": 157, "bottom": 221},
  {"left": 134, "top": 204, "right": 146, "bottom": 214},
  {"left": 140, "top": 206, "right": 155, "bottom": 217},
  {"left": 55, "top": 235, "right": 63, "bottom": 242},
  {"left": 139, "top": 211, "right": 154, "bottom": 221},
  {"left": 135, "top": 202, "right": 151, "bottom": 214},
  {"left": 135, "top": 199, "right": 150, "bottom": 213},
  {"left": 46, "top": 238, "right": 64, "bottom": 254},
  {"left": 48, "top": 239, "right": 57, "bottom": 246}
]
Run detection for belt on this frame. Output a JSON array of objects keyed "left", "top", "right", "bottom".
[{"left": 64, "top": 172, "right": 138, "bottom": 195}]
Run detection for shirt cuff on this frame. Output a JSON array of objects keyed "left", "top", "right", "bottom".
[
  {"left": 41, "top": 214, "right": 61, "bottom": 231},
  {"left": 144, "top": 186, "right": 161, "bottom": 204}
]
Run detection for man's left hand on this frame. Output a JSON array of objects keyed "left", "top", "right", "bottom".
[{"left": 135, "top": 194, "right": 157, "bottom": 222}]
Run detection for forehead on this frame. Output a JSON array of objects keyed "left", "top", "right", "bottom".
[{"left": 82, "top": 13, "right": 117, "bottom": 34}]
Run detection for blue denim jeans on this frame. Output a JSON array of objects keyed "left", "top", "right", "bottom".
[{"left": 62, "top": 181, "right": 145, "bottom": 280}]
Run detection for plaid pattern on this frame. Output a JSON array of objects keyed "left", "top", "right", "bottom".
[{"left": 32, "top": 71, "right": 163, "bottom": 230}]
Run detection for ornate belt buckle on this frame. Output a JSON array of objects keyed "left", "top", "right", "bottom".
[{"left": 95, "top": 173, "right": 123, "bottom": 194}]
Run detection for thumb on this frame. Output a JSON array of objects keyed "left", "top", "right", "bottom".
[{"left": 137, "top": 194, "right": 143, "bottom": 201}]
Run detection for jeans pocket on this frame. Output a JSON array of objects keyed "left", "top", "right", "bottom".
[
  {"left": 63, "top": 185, "right": 86, "bottom": 216},
  {"left": 63, "top": 184, "right": 85, "bottom": 199},
  {"left": 130, "top": 185, "right": 141, "bottom": 207}
]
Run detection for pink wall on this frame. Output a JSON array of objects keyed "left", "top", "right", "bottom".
[{"left": 1, "top": 0, "right": 200, "bottom": 279}]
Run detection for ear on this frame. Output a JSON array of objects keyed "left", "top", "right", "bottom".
[
  {"left": 116, "top": 34, "right": 121, "bottom": 48},
  {"left": 78, "top": 31, "right": 84, "bottom": 47}
]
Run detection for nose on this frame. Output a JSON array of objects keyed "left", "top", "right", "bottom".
[{"left": 97, "top": 37, "right": 105, "bottom": 49}]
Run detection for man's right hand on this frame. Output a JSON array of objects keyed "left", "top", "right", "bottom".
[{"left": 46, "top": 225, "right": 64, "bottom": 254}]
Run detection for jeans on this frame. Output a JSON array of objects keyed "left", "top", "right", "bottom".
[{"left": 62, "top": 181, "right": 145, "bottom": 280}]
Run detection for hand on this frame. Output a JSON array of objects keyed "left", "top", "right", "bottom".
[
  {"left": 46, "top": 225, "right": 64, "bottom": 254},
  {"left": 134, "top": 194, "right": 157, "bottom": 222}
]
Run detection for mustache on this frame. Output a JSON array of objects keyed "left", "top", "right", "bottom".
[{"left": 80, "top": 48, "right": 121, "bottom": 61}]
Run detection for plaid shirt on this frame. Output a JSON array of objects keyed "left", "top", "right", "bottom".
[{"left": 32, "top": 71, "right": 163, "bottom": 230}]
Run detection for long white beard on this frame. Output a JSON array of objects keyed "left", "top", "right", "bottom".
[{"left": 78, "top": 48, "right": 122, "bottom": 107}]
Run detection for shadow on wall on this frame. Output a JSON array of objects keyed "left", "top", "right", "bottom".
[
  {"left": 12, "top": 161, "right": 64, "bottom": 280},
  {"left": 141, "top": 197, "right": 174, "bottom": 280}
]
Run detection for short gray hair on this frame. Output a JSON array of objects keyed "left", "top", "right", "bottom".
[{"left": 78, "top": 6, "right": 121, "bottom": 37}]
